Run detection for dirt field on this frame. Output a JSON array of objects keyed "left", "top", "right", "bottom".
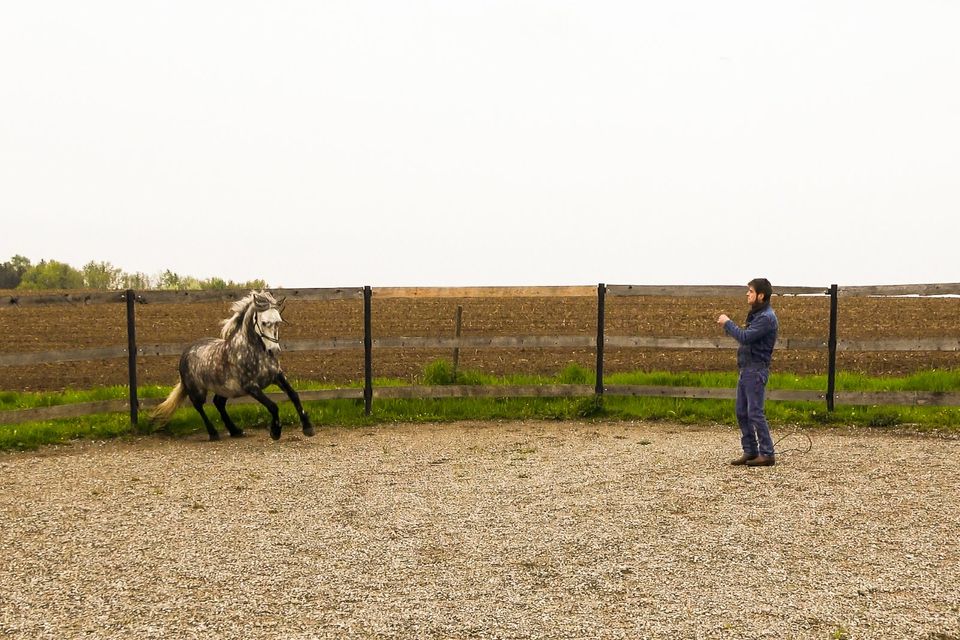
[
  {"left": 1, "top": 420, "right": 958, "bottom": 639},
  {"left": 2, "top": 292, "right": 959, "bottom": 391}
]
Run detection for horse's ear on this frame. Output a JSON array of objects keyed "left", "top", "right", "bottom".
[
  {"left": 276, "top": 296, "right": 287, "bottom": 314},
  {"left": 252, "top": 293, "right": 271, "bottom": 311}
]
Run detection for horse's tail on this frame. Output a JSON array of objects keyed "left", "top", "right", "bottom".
[{"left": 151, "top": 382, "right": 187, "bottom": 427}]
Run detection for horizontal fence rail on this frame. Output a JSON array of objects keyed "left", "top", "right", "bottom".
[
  {"left": 135, "top": 287, "right": 365, "bottom": 304},
  {"left": 0, "top": 346, "right": 131, "bottom": 367},
  {"left": 373, "top": 336, "right": 596, "bottom": 349},
  {"left": 372, "top": 286, "right": 597, "bottom": 299},
  {"left": 602, "top": 385, "right": 960, "bottom": 406},
  {"left": 5, "top": 387, "right": 958, "bottom": 427},
  {"left": 0, "top": 389, "right": 368, "bottom": 426},
  {"left": 2, "top": 282, "right": 959, "bottom": 426},
  {"left": 1, "top": 399, "right": 134, "bottom": 425},
  {"left": 372, "top": 384, "right": 596, "bottom": 399},
  {"left": 12, "top": 335, "right": 960, "bottom": 368},
  {"left": 832, "top": 391, "right": 960, "bottom": 406},
  {"left": 603, "top": 385, "right": 827, "bottom": 402},
  {"left": 5, "top": 282, "right": 957, "bottom": 308},
  {"left": 836, "top": 338, "right": 960, "bottom": 352},
  {"left": 606, "top": 284, "right": 830, "bottom": 297},
  {"left": 839, "top": 283, "right": 960, "bottom": 297},
  {"left": 1, "top": 287, "right": 365, "bottom": 308}
]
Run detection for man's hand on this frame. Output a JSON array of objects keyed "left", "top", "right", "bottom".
[{"left": 717, "top": 314, "right": 730, "bottom": 325}]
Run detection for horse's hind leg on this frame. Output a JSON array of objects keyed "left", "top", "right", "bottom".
[
  {"left": 213, "top": 395, "right": 244, "bottom": 438},
  {"left": 189, "top": 394, "right": 220, "bottom": 441}
]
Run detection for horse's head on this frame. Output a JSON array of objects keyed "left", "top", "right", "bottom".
[
  {"left": 221, "top": 290, "right": 289, "bottom": 354},
  {"left": 252, "top": 291, "right": 285, "bottom": 355}
]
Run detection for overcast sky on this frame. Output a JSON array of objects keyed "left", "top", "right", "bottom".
[{"left": 1, "top": 1, "right": 958, "bottom": 289}]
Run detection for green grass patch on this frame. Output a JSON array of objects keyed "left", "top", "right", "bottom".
[
  {"left": 0, "top": 413, "right": 134, "bottom": 450},
  {"left": 3, "top": 364, "right": 960, "bottom": 450},
  {"left": 0, "top": 384, "right": 173, "bottom": 412}
]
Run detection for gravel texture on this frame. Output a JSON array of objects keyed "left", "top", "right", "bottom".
[{"left": 1, "top": 421, "right": 958, "bottom": 639}]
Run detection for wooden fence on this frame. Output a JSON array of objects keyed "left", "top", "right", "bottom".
[{"left": 2, "top": 283, "right": 959, "bottom": 425}]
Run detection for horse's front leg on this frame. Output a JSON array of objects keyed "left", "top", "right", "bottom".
[
  {"left": 275, "top": 373, "right": 314, "bottom": 437},
  {"left": 246, "top": 387, "right": 282, "bottom": 440}
]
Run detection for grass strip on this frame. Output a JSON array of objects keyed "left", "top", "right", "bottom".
[{"left": 2, "top": 364, "right": 959, "bottom": 450}]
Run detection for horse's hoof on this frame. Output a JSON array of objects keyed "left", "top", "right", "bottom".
[
  {"left": 270, "top": 427, "right": 281, "bottom": 441},
  {"left": 208, "top": 432, "right": 221, "bottom": 441},
  {"left": 303, "top": 425, "right": 315, "bottom": 437},
  {"left": 229, "top": 430, "right": 245, "bottom": 438}
]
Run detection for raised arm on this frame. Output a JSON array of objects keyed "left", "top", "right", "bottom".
[{"left": 723, "top": 312, "right": 776, "bottom": 345}]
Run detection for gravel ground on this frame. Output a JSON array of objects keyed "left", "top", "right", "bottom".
[{"left": 1, "top": 421, "right": 958, "bottom": 640}]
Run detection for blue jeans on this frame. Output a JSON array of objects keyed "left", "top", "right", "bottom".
[{"left": 736, "top": 367, "right": 774, "bottom": 457}]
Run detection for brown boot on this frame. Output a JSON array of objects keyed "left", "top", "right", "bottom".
[
  {"left": 730, "top": 453, "right": 758, "bottom": 466},
  {"left": 745, "top": 455, "right": 776, "bottom": 467}
]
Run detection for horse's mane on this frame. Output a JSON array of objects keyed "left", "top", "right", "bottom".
[{"left": 220, "top": 290, "right": 276, "bottom": 340}]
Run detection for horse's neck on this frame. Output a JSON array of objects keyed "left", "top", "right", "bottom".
[{"left": 228, "top": 306, "right": 260, "bottom": 351}]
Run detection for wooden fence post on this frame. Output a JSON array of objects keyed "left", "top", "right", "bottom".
[
  {"left": 452, "top": 305, "right": 463, "bottom": 381},
  {"left": 826, "top": 284, "right": 839, "bottom": 411},
  {"left": 363, "top": 286, "right": 373, "bottom": 415},
  {"left": 595, "top": 283, "right": 605, "bottom": 396},
  {"left": 125, "top": 289, "right": 139, "bottom": 425}
]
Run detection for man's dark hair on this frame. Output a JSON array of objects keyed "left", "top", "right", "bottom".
[{"left": 748, "top": 278, "right": 773, "bottom": 303}]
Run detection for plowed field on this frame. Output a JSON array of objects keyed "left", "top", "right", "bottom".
[{"left": 2, "top": 292, "right": 958, "bottom": 391}]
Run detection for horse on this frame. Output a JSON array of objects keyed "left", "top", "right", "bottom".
[{"left": 151, "top": 290, "right": 315, "bottom": 441}]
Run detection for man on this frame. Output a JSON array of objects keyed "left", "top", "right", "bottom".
[{"left": 717, "top": 278, "right": 778, "bottom": 467}]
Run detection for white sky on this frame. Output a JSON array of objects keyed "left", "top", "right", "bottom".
[{"left": 1, "top": 1, "right": 958, "bottom": 289}]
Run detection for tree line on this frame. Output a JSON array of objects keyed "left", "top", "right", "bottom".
[{"left": 0, "top": 255, "right": 267, "bottom": 291}]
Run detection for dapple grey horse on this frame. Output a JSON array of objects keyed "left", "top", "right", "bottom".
[{"left": 151, "top": 290, "right": 314, "bottom": 440}]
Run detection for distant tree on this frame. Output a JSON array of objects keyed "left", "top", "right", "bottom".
[
  {"left": 10, "top": 255, "right": 31, "bottom": 273},
  {"left": 156, "top": 270, "right": 206, "bottom": 290},
  {"left": 0, "top": 266, "right": 17, "bottom": 289},
  {"left": 0, "top": 255, "right": 32, "bottom": 288},
  {"left": 156, "top": 269, "right": 183, "bottom": 290},
  {"left": 3, "top": 255, "right": 268, "bottom": 291},
  {"left": 17, "top": 260, "right": 85, "bottom": 290},
  {"left": 203, "top": 277, "right": 228, "bottom": 290},
  {"left": 82, "top": 261, "right": 125, "bottom": 289},
  {"left": 200, "top": 277, "right": 269, "bottom": 291},
  {"left": 121, "top": 271, "right": 153, "bottom": 289}
]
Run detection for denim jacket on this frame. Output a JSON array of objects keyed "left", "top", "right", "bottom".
[{"left": 724, "top": 304, "right": 778, "bottom": 369}]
